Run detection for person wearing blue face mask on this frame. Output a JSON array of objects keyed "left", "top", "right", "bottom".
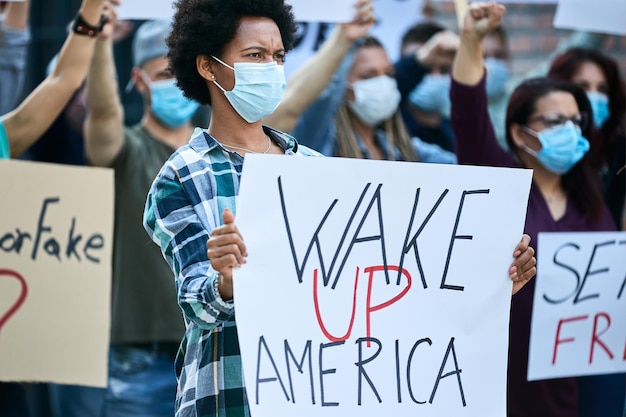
[
  {"left": 83, "top": 17, "right": 196, "bottom": 417},
  {"left": 548, "top": 48, "right": 626, "bottom": 234},
  {"left": 451, "top": 4, "right": 624, "bottom": 417},
  {"left": 395, "top": 24, "right": 459, "bottom": 152},
  {"left": 546, "top": 47, "right": 626, "bottom": 417}
]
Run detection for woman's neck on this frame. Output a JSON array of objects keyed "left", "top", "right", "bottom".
[
  {"left": 516, "top": 150, "right": 568, "bottom": 219},
  {"left": 208, "top": 106, "right": 267, "bottom": 148}
]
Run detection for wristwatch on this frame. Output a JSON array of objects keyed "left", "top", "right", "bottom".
[{"left": 71, "top": 12, "right": 107, "bottom": 38}]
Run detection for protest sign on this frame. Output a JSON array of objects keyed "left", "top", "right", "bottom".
[
  {"left": 528, "top": 231, "right": 626, "bottom": 381},
  {"left": 553, "top": 0, "right": 626, "bottom": 36},
  {"left": 234, "top": 155, "right": 532, "bottom": 417},
  {"left": 117, "top": 0, "right": 175, "bottom": 20},
  {"left": 0, "top": 160, "right": 114, "bottom": 387},
  {"left": 436, "top": 0, "right": 557, "bottom": 3},
  {"left": 114, "top": 0, "right": 425, "bottom": 75},
  {"left": 284, "top": 0, "right": 424, "bottom": 78},
  {"left": 289, "top": 0, "right": 355, "bottom": 23}
]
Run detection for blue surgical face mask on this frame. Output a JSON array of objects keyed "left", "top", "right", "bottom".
[
  {"left": 522, "top": 120, "right": 590, "bottom": 174},
  {"left": 485, "top": 57, "right": 510, "bottom": 99},
  {"left": 211, "top": 56, "right": 286, "bottom": 123},
  {"left": 587, "top": 91, "right": 610, "bottom": 129},
  {"left": 347, "top": 75, "right": 401, "bottom": 127},
  {"left": 408, "top": 73, "right": 451, "bottom": 116},
  {"left": 141, "top": 72, "right": 199, "bottom": 128}
]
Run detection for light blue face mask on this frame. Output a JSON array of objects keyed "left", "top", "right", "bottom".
[
  {"left": 211, "top": 56, "right": 286, "bottom": 123},
  {"left": 141, "top": 73, "right": 200, "bottom": 128},
  {"left": 587, "top": 91, "right": 610, "bottom": 129},
  {"left": 522, "top": 120, "right": 590, "bottom": 174},
  {"left": 485, "top": 57, "right": 510, "bottom": 99},
  {"left": 408, "top": 73, "right": 451, "bottom": 116}
]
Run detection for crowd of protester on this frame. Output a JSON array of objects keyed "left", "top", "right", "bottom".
[{"left": 0, "top": 0, "right": 624, "bottom": 416}]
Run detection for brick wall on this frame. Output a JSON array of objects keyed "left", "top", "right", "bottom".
[{"left": 431, "top": 2, "right": 626, "bottom": 80}]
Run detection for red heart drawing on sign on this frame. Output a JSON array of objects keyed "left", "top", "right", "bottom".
[{"left": 0, "top": 269, "right": 28, "bottom": 333}]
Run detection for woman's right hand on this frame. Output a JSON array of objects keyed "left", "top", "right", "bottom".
[
  {"left": 340, "top": 0, "right": 376, "bottom": 43},
  {"left": 206, "top": 208, "right": 248, "bottom": 300},
  {"left": 462, "top": 2, "right": 506, "bottom": 42}
]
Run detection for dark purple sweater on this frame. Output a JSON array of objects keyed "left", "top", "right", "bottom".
[{"left": 450, "top": 75, "right": 619, "bottom": 417}]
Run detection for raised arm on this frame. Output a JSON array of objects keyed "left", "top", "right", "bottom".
[
  {"left": 0, "top": 0, "right": 31, "bottom": 115},
  {"left": 264, "top": 0, "right": 375, "bottom": 133},
  {"left": 3, "top": 0, "right": 116, "bottom": 158},
  {"left": 83, "top": 5, "right": 124, "bottom": 167},
  {"left": 3, "top": 0, "right": 31, "bottom": 29},
  {"left": 452, "top": 3, "right": 505, "bottom": 86},
  {"left": 450, "top": 2, "right": 513, "bottom": 167}
]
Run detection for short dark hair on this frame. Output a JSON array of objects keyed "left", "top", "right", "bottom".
[
  {"left": 400, "top": 21, "right": 446, "bottom": 53},
  {"left": 506, "top": 77, "right": 604, "bottom": 220},
  {"left": 167, "top": 0, "right": 297, "bottom": 105}
]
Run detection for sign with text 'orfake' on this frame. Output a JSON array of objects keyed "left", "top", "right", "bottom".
[
  {"left": 528, "top": 231, "right": 626, "bottom": 381},
  {"left": 234, "top": 155, "right": 532, "bottom": 417},
  {"left": 0, "top": 159, "right": 113, "bottom": 387}
]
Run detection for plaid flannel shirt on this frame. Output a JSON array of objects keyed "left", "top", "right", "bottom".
[{"left": 143, "top": 126, "right": 320, "bottom": 417}]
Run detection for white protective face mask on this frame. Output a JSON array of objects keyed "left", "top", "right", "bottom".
[
  {"left": 347, "top": 75, "right": 401, "bottom": 127},
  {"left": 211, "top": 55, "right": 286, "bottom": 123}
]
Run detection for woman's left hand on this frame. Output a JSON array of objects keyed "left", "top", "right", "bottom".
[{"left": 509, "top": 234, "right": 536, "bottom": 295}]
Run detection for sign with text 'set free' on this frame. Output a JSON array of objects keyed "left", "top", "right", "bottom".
[
  {"left": 234, "top": 155, "right": 532, "bottom": 417},
  {"left": 0, "top": 159, "right": 114, "bottom": 387},
  {"left": 528, "top": 231, "right": 626, "bottom": 381}
]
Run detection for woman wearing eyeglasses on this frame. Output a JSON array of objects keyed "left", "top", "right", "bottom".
[{"left": 450, "top": 3, "right": 620, "bottom": 417}]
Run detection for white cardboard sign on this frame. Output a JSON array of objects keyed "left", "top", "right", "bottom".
[
  {"left": 553, "top": 0, "right": 626, "bottom": 36},
  {"left": 117, "top": 0, "right": 358, "bottom": 23},
  {"left": 234, "top": 155, "right": 532, "bottom": 417},
  {"left": 288, "top": 0, "right": 355, "bottom": 23},
  {"left": 528, "top": 231, "right": 626, "bottom": 381},
  {"left": 0, "top": 160, "right": 114, "bottom": 387},
  {"left": 117, "top": 0, "right": 175, "bottom": 20}
]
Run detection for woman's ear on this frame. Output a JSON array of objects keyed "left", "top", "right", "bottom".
[
  {"left": 131, "top": 67, "right": 148, "bottom": 95},
  {"left": 509, "top": 123, "right": 526, "bottom": 149},
  {"left": 196, "top": 55, "right": 216, "bottom": 82}
]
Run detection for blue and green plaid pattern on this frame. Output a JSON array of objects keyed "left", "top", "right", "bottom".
[{"left": 144, "top": 126, "right": 320, "bottom": 417}]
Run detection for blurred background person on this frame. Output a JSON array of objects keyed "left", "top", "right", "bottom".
[
  {"left": 84, "top": 16, "right": 194, "bottom": 417},
  {"left": 546, "top": 46, "right": 626, "bottom": 417},
  {"left": 395, "top": 22, "right": 458, "bottom": 152},
  {"left": 548, "top": 48, "right": 625, "bottom": 232},
  {"left": 0, "top": 0, "right": 31, "bottom": 115},
  {"left": 292, "top": 33, "right": 456, "bottom": 163}
]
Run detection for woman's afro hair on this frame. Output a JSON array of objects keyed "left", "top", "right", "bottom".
[{"left": 167, "top": 0, "right": 297, "bottom": 105}]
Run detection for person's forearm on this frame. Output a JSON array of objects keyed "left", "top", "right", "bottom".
[
  {"left": 452, "top": 32, "right": 484, "bottom": 86},
  {"left": 50, "top": 0, "right": 106, "bottom": 91},
  {"left": 4, "top": 0, "right": 31, "bottom": 30},
  {"left": 84, "top": 34, "right": 124, "bottom": 166},
  {"left": 86, "top": 36, "right": 121, "bottom": 120},
  {"left": 266, "top": 25, "right": 353, "bottom": 132},
  {"left": 4, "top": 0, "right": 105, "bottom": 157}
]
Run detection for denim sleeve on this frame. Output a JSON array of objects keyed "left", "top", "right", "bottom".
[
  {"left": 291, "top": 47, "right": 357, "bottom": 156},
  {"left": 0, "top": 23, "right": 30, "bottom": 114},
  {"left": 143, "top": 161, "right": 235, "bottom": 331},
  {"left": 411, "top": 136, "right": 457, "bottom": 164}
]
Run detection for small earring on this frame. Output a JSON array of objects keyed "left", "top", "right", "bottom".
[{"left": 210, "top": 74, "right": 215, "bottom": 80}]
